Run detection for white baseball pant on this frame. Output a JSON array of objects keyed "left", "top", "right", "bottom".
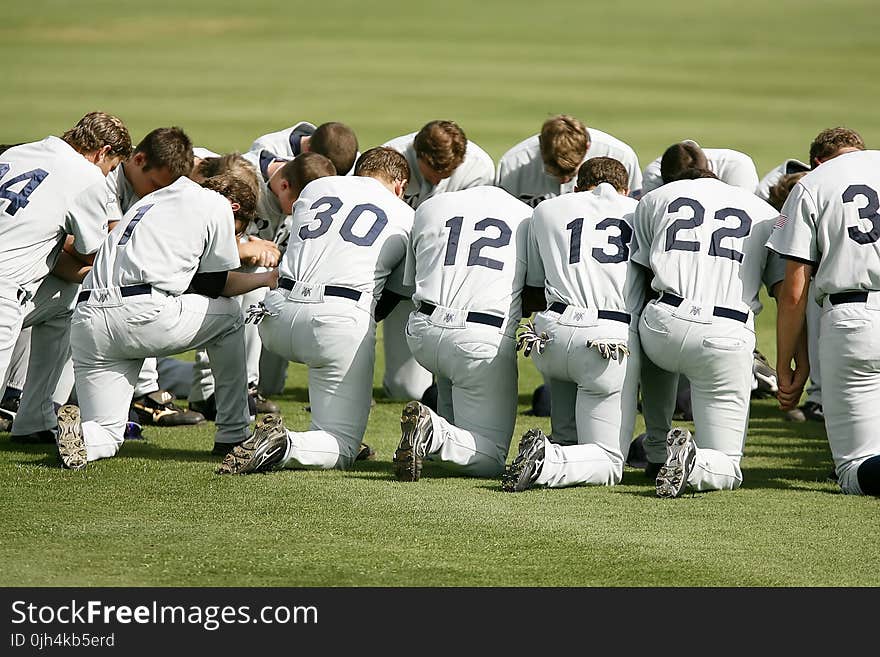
[
  {"left": 818, "top": 292, "right": 880, "bottom": 495},
  {"left": 530, "top": 306, "right": 641, "bottom": 487},
  {"left": 639, "top": 298, "right": 755, "bottom": 491},
  {"left": 189, "top": 286, "right": 267, "bottom": 402},
  {"left": 1, "top": 275, "right": 78, "bottom": 435},
  {"left": 381, "top": 300, "right": 433, "bottom": 400},
  {"left": 405, "top": 307, "right": 518, "bottom": 478},
  {"left": 70, "top": 286, "right": 250, "bottom": 461},
  {"left": 257, "top": 287, "right": 376, "bottom": 470}
]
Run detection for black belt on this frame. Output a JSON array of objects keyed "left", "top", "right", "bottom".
[
  {"left": 548, "top": 302, "right": 631, "bottom": 325},
  {"left": 829, "top": 291, "right": 869, "bottom": 305},
  {"left": 76, "top": 283, "right": 152, "bottom": 305},
  {"left": 279, "top": 277, "right": 362, "bottom": 302},
  {"left": 659, "top": 292, "right": 749, "bottom": 323},
  {"left": 418, "top": 302, "right": 504, "bottom": 328}
]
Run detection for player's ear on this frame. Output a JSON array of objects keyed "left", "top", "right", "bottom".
[
  {"left": 393, "top": 178, "right": 408, "bottom": 199},
  {"left": 229, "top": 201, "right": 241, "bottom": 214}
]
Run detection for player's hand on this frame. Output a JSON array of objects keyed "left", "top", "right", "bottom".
[
  {"left": 264, "top": 267, "right": 279, "bottom": 290},
  {"left": 239, "top": 237, "right": 281, "bottom": 268},
  {"left": 776, "top": 360, "right": 809, "bottom": 411}
]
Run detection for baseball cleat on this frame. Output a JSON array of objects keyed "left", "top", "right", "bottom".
[
  {"left": 56, "top": 405, "right": 87, "bottom": 471},
  {"left": 356, "top": 442, "right": 376, "bottom": 461},
  {"left": 392, "top": 401, "right": 434, "bottom": 482},
  {"left": 656, "top": 427, "right": 696, "bottom": 498},
  {"left": 216, "top": 414, "right": 287, "bottom": 475},
  {"left": 501, "top": 428, "right": 546, "bottom": 492},
  {"left": 131, "top": 390, "right": 205, "bottom": 426}
]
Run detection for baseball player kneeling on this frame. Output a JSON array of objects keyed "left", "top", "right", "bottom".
[
  {"left": 502, "top": 157, "right": 645, "bottom": 492},
  {"left": 770, "top": 144, "right": 880, "bottom": 497},
  {"left": 392, "top": 185, "right": 535, "bottom": 480},
  {"left": 216, "top": 147, "right": 412, "bottom": 475},
  {"left": 632, "top": 167, "right": 784, "bottom": 497},
  {"left": 56, "top": 172, "right": 275, "bottom": 469}
]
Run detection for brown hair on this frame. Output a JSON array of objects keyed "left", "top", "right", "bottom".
[
  {"left": 576, "top": 157, "right": 628, "bottom": 193},
  {"left": 201, "top": 171, "right": 258, "bottom": 225},
  {"left": 413, "top": 120, "right": 466, "bottom": 178},
  {"left": 354, "top": 147, "right": 410, "bottom": 185},
  {"left": 62, "top": 111, "right": 132, "bottom": 159},
  {"left": 135, "top": 127, "right": 193, "bottom": 179},
  {"left": 311, "top": 122, "right": 359, "bottom": 175},
  {"left": 279, "top": 152, "right": 336, "bottom": 196},
  {"left": 768, "top": 172, "right": 807, "bottom": 212},
  {"left": 809, "top": 127, "right": 865, "bottom": 165},
  {"left": 660, "top": 142, "right": 710, "bottom": 184},
  {"left": 539, "top": 115, "right": 589, "bottom": 180},
  {"left": 194, "top": 152, "right": 261, "bottom": 206},
  {"left": 670, "top": 167, "right": 718, "bottom": 182}
]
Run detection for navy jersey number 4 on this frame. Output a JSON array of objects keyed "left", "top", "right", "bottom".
[{"left": 0, "top": 164, "right": 49, "bottom": 216}]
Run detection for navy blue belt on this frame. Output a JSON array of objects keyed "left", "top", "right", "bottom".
[
  {"left": 548, "top": 302, "right": 631, "bottom": 325},
  {"left": 76, "top": 284, "right": 152, "bottom": 305},
  {"left": 418, "top": 302, "right": 504, "bottom": 328},
  {"left": 829, "top": 291, "right": 869, "bottom": 305},
  {"left": 659, "top": 292, "right": 749, "bottom": 323},
  {"left": 279, "top": 277, "right": 362, "bottom": 302}
]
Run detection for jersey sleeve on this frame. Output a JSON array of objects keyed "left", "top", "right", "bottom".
[
  {"left": 631, "top": 197, "right": 655, "bottom": 269},
  {"left": 197, "top": 196, "right": 242, "bottom": 273},
  {"left": 724, "top": 154, "right": 760, "bottom": 193},
  {"left": 623, "top": 151, "right": 643, "bottom": 197},
  {"left": 458, "top": 153, "right": 496, "bottom": 189},
  {"left": 765, "top": 182, "right": 819, "bottom": 264},
  {"left": 65, "top": 180, "right": 113, "bottom": 255},
  {"left": 403, "top": 228, "right": 417, "bottom": 288},
  {"left": 640, "top": 158, "right": 663, "bottom": 196},
  {"left": 525, "top": 211, "right": 546, "bottom": 287},
  {"left": 762, "top": 249, "right": 787, "bottom": 293}
]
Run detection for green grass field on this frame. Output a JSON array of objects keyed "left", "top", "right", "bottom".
[{"left": 1, "top": 0, "right": 879, "bottom": 587}]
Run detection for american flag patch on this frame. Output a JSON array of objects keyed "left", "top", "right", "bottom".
[{"left": 773, "top": 214, "right": 788, "bottom": 230}]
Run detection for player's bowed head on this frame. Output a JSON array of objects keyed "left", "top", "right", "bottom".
[
  {"left": 61, "top": 111, "right": 133, "bottom": 176},
  {"left": 354, "top": 146, "right": 410, "bottom": 199},
  {"left": 574, "top": 156, "right": 629, "bottom": 195},
  {"left": 201, "top": 171, "right": 259, "bottom": 238},
  {"left": 413, "top": 120, "right": 465, "bottom": 186},
  {"left": 659, "top": 141, "right": 711, "bottom": 185},
  {"left": 540, "top": 114, "right": 590, "bottom": 185}
]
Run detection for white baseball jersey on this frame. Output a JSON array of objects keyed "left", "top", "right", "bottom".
[
  {"left": 193, "top": 147, "right": 220, "bottom": 160},
  {"left": 249, "top": 121, "right": 316, "bottom": 159},
  {"left": 383, "top": 132, "right": 495, "bottom": 209},
  {"left": 633, "top": 177, "right": 781, "bottom": 315},
  {"left": 527, "top": 183, "right": 644, "bottom": 316},
  {"left": 86, "top": 176, "right": 240, "bottom": 296},
  {"left": 640, "top": 144, "right": 760, "bottom": 196},
  {"left": 767, "top": 150, "right": 880, "bottom": 303},
  {"left": 250, "top": 121, "right": 360, "bottom": 176},
  {"left": 281, "top": 175, "right": 414, "bottom": 299},
  {"left": 105, "top": 162, "right": 139, "bottom": 220},
  {"left": 405, "top": 185, "right": 532, "bottom": 329},
  {"left": 0, "top": 137, "right": 111, "bottom": 294},
  {"left": 242, "top": 147, "right": 291, "bottom": 241},
  {"left": 756, "top": 158, "right": 811, "bottom": 201},
  {"left": 496, "top": 129, "right": 643, "bottom": 207}
]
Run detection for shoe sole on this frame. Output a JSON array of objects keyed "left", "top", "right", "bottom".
[
  {"left": 501, "top": 429, "right": 544, "bottom": 492},
  {"left": 656, "top": 429, "right": 695, "bottom": 498},
  {"left": 217, "top": 414, "right": 286, "bottom": 475},
  {"left": 57, "top": 405, "right": 87, "bottom": 471},
  {"left": 392, "top": 401, "right": 429, "bottom": 482}
]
